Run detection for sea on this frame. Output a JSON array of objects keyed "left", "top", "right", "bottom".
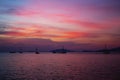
[{"left": 0, "top": 52, "right": 120, "bottom": 80}]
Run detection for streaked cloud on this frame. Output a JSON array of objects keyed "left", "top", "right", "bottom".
[{"left": 0, "top": 0, "right": 120, "bottom": 50}]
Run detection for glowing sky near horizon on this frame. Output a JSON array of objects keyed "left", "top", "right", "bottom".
[{"left": 0, "top": 0, "right": 120, "bottom": 48}]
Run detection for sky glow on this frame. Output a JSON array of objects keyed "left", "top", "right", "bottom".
[{"left": 0, "top": 0, "right": 120, "bottom": 51}]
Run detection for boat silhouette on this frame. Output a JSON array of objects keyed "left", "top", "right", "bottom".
[
  {"left": 35, "top": 48, "right": 39, "bottom": 54},
  {"left": 103, "top": 45, "right": 110, "bottom": 54},
  {"left": 52, "top": 47, "right": 67, "bottom": 53},
  {"left": 9, "top": 51, "right": 16, "bottom": 53},
  {"left": 19, "top": 49, "right": 23, "bottom": 53}
]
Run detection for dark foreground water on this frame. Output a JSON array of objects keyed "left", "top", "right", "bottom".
[{"left": 0, "top": 52, "right": 120, "bottom": 80}]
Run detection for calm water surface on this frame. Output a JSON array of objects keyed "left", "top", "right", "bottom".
[{"left": 0, "top": 52, "right": 120, "bottom": 80}]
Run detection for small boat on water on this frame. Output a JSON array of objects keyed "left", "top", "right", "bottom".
[
  {"left": 19, "top": 49, "right": 23, "bottom": 53},
  {"left": 52, "top": 47, "right": 67, "bottom": 54},
  {"left": 35, "top": 48, "right": 39, "bottom": 54},
  {"left": 103, "top": 45, "right": 110, "bottom": 54},
  {"left": 35, "top": 51, "right": 39, "bottom": 54},
  {"left": 9, "top": 51, "right": 16, "bottom": 53},
  {"left": 103, "top": 50, "right": 110, "bottom": 54}
]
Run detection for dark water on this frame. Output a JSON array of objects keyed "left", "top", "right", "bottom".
[{"left": 0, "top": 52, "right": 120, "bottom": 80}]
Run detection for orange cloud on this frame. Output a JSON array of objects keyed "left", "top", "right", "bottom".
[{"left": 2, "top": 25, "right": 43, "bottom": 38}]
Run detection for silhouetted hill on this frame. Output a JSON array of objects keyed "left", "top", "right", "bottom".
[
  {"left": 110, "top": 47, "right": 120, "bottom": 52},
  {"left": 97, "top": 47, "right": 120, "bottom": 53},
  {"left": 82, "top": 47, "right": 120, "bottom": 53}
]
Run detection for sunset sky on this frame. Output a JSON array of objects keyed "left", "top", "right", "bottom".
[{"left": 0, "top": 0, "right": 120, "bottom": 51}]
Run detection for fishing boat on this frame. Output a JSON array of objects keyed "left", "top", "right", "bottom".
[
  {"left": 19, "top": 49, "right": 23, "bottom": 53},
  {"left": 35, "top": 48, "right": 39, "bottom": 54},
  {"left": 52, "top": 47, "right": 67, "bottom": 54},
  {"left": 103, "top": 45, "right": 110, "bottom": 54}
]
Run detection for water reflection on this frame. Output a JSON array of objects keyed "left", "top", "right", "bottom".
[{"left": 0, "top": 53, "right": 120, "bottom": 80}]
